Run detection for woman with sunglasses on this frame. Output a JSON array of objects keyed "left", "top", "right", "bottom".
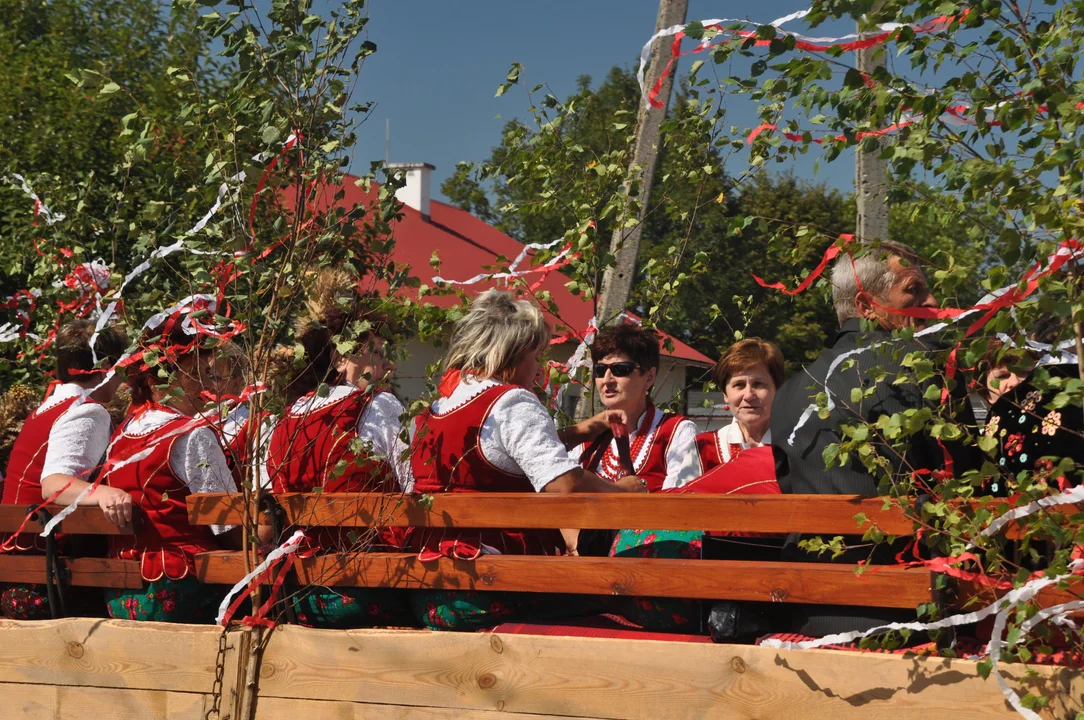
[
  {"left": 574, "top": 325, "right": 702, "bottom": 632},
  {"left": 576, "top": 324, "right": 700, "bottom": 491},
  {"left": 409, "top": 289, "right": 646, "bottom": 631}
]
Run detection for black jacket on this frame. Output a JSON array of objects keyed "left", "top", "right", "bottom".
[
  {"left": 768, "top": 318, "right": 979, "bottom": 636},
  {"left": 771, "top": 318, "right": 978, "bottom": 495}
]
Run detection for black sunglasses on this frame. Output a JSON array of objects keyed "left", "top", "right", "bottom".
[{"left": 593, "top": 361, "right": 639, "bottom": 378}]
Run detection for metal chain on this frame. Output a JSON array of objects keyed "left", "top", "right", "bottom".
[{"left": 206, "top": 628, "right": 229, "bottom": 720}]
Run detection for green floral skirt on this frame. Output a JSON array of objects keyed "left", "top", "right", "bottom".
[
  {"left": 292, "top": 587, "right": 412, "bottom": 629},
  {"left": 609, "top": 528, "right": 704, "bottom": 633},
  {"left": 106, "top": 576, "right": 222, "bottom": 624},
  {"left": 410, "top": 590, "right": 602, "bottom": 632}
]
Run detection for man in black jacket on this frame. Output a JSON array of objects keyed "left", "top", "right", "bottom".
[{"left": 770, "top": 241, "right": 978, "bottom": 636}]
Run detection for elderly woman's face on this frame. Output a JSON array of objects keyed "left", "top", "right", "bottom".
[
  {"left": 724, "top": 362, "right": 776, "bottom": 430},
  {"left": 594, "top": 352, "right": 655, "bottom": 412}
]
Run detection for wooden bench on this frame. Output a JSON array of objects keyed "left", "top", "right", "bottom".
[
  {"left": 0, "top": 504, "right": 143, "bottom": 617},
  {"left": 185, "top": 492, "right": 1030, "bottom": 613}
]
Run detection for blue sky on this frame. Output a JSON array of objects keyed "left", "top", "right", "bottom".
[{"left": 350, "top": 1, "right": 864, "bottom": 202}]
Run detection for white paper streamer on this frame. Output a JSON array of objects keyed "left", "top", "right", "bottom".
[
  {"left": 216, "top": 529, "right": 305, "bottom": 625},
  {"left": 760, "top": 559, "right": 1083, "bottom": 652},
  {"left": 432, "top": 237, "right": 571, "bottom": 287},
  {"left": 635, "top": 9, "right": 951, "bottom": 105},
  {"left": 7, "top": 173, "right": 66, "bottom": 225},
  {"left": 555, "top": 316, "right": 598, "bottom": 410}
]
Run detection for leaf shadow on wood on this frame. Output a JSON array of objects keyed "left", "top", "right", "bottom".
[{"left": 772, "top": 653, "right": 992, "bottom": 708}]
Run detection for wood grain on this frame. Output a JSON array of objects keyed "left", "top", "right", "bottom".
[
  {"left": 0, "top": 504, "right": 137, "bottom": 535},
  {"left": 187, "top": 492, "right": 914, "bottom": 534},
  {"left": 0, "top": 683, "right": 209, "bottom": 720},
  {"left": 254, "top": 626, "right": 1084, "bottom": 719},
  {"left": 0, "top": 555, "right": 143, "bottom": 588},
  {"left": 0, "top": 618, "right": 227, "bottom": 694},
  {"left": 194, "top": 551, "right": 931, "bottom": 608},
  {"left": 255, "top": 696, "right": 594, "bottom": 719}
]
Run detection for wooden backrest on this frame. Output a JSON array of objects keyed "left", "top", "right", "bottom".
[
  {"left": 0, "top": 504, "right": 138, "bottom": 536},
  {"left": 184, "top": 492, "right": 1082, "bottom": 611},
  {"left": 186, "top": 492, "right": 915, "bottom": 534},
  {"left": 0, "top": 505, "right": 143, "bottom": 590},
  {"left": 184, "top": 493, "right": 927, "bottom": 609}
]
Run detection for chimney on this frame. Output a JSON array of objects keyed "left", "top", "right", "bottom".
[{"left": 387, "top": 162, "right": 434, "bottom": 220}]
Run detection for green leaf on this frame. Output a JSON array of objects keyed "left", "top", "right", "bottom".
[
  {"left": 261, "top": 126, "right": 281, "bottom": 145},
  {"left": 99, "top": 82, "right": 121, "bottom": 96}
]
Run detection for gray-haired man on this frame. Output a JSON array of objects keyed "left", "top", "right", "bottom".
[{"left": 769, "top": 241, "right": 978, "bottom": 636}]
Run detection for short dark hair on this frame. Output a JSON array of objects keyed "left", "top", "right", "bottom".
[
  {"left": 590, "top": 324, "right": 660, "bottom": 372},
  {"left": 56, "top": 319, "right": 127, "bottom": 383},
  {"left": 715, "top": 338, "right": 785, "bottom": 390}
]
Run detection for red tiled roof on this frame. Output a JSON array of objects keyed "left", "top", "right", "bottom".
[{"left": 299, "top": 178, "right": 713, "bottom": 366}]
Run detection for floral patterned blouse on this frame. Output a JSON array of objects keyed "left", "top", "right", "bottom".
[{"left": 984, "top": 363, "right": 1083, "bottom": 496}]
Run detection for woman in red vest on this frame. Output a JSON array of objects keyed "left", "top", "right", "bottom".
[
  {"left": 574, "top": 324, "right": 700, "bottom": 491},
  {"left": 264, "top": 270, "right": 414, "bottom": 629},
  {"left": 610, "top": 339, "right": 786, "bottom": 632},
  {"left": 695, "top": 338, "right": 783, "bottom": 481},
  {"left": 103, "top": 305, "right": 240, "bottom": 623},
  {"left": 0, "top": 319, "right": 128, "bottom": 619},
  {"left": 410, "top": 290, "right": 646, "bottom": 630}
]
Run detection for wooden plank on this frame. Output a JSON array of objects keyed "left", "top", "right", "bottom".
[
  {"left": 255, "top": 626, "right": 1084, "bottom": 719},
  {"left": 187, "top": 492, "right": 915, "bottom": 535},
  {"left": 0, "top": 504, "right": 137, "bottom": 535},
  {"left": 194, "top": 551, "right": 930, "bottom": 608},
  {"left": 0, "top": 617, "right": 227, "bottom": 694},
  {"left": 0, "top": 682, "right": 209, "bottom": 720},
  {"left": 256, "top": 696, "right": 596, "bottom": 719},
  {"left": 0, "top": 555, "right": 143, "bottom": 588}
]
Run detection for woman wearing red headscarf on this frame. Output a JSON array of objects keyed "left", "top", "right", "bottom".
[{"left": 103, "top": 300, "right": 240, "bottom": 623}]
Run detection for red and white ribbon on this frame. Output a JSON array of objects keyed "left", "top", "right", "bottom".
[
  {"left": 431, "top": 237, "right": 574, "bottom": 287},
  {"left": 6, "top": 174, "right": 66, "bottom": 225},
  {"left": 87, "top": 132, "right": 301, "bottom": 359},
  {"left": 637, "top": 9, "right": 962, "bottom": 107},
  {"left": 553, "top": 316, "right": 598, "bottom": 410},
  {"left": 216, "top": 530, "right": 305, "bottom": 626}
]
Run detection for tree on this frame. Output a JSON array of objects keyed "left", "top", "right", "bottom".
[{"left": 442, "top": 66, "right": 995, "bottom": 375}]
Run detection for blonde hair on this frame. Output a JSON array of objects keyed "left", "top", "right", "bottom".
[{"left": 444, "top": 290, "right": 550, "bottom": 381}]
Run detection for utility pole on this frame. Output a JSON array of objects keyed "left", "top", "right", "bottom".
[
  {"left": 573, "top": 0, "right": 688, "bottom": 420},
  {"left": 855, "top": 11, "right": 889, "bottom": 244}
]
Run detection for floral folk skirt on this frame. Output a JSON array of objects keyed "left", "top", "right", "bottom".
[
  {"left": 1, "top": 583, "right": 51, "bottom": 620},
  {"left": 106, "top": 576, "right": 222, "bottom": 623},
  {"left": 292, "top": 587, "right": 413, "bottom": 629},
  {"left": 608, "top": 528, "right": 704, "bottom": 633}
]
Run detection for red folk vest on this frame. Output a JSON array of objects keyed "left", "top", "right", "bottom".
[
  {"left": 266, "top": 387, "right": 401, "bottom": 549},
  {"left": 411, "top": 384, "right": 562, "bottom": 557},
  {"left": 1, "top": 394, "right": 86, "bottom": 552},
  {"left": 107, "top": 411, "right": 221, "bottom": 581},
  {"left": 586, "top": 411, "right": 687, "bottom": 493},
  {"left": 267, "top": 387, "right": 396, "bottom": 494},
  {"left": 695, "top": 429, "right": 744, "bottom": 474}
]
